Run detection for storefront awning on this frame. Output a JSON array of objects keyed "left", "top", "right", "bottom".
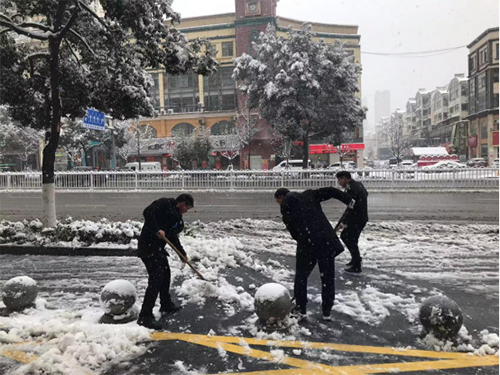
[{"left": 309, "top": 143, "right": 365, "bottom": 154}]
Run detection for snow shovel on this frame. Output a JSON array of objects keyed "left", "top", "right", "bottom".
[
  {"left": 334, "top": 199, "right": 356, "bottom": 234},
  {"left": 162, "top": 237, "right": 206, "bottom": 281}
]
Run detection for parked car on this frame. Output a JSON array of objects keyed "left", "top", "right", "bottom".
[
  {"left": 466, "top": 158, "right": 487, "bottom": 168},
  {"left": 273, "top": 159, "right": 311, "bottom": 171},
  {"left": 328, "top": 161, "right": 357, "bottom": 170},
  {"left": 422, "top": 161, "right": 467, "bottom": 172},
  {"left": 493, "top": 158, "right": 499, "bottom": 168},
  {"left": 124, "top": 162, "right": 162, "bottom": 171}
]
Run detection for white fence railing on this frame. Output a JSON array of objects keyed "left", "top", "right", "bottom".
[{"left": 0, "top": 169, "right": 498, "bottom": 191}]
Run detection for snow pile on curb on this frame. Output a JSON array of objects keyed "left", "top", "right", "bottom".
[{"left": 0, "top": 218, "right": 143, "bottom": 247}]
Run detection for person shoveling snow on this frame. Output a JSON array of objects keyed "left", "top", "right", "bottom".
[{"left": 137, "top": 194, "right": 194, "bottom": 330}]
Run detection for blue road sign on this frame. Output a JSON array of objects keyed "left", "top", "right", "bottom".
[{"left": 83, "top": 109, "right": 106, "bottom": 131}]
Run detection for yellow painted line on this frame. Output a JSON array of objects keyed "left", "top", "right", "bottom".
[
  {"left": 150, "top": 332, "right": 466, "bottom": 360},
  {"left": 0, "top": 348, "right": 39, "bottom": 364},
  {"left": 151, "top": 332, "right": 499, "bottom": 374},
  {"left": 182, "top": 336, "right": 360, "bottom": 375}
]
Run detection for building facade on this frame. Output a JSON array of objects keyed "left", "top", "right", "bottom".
[
  {"left": 137, "top": 0, "right": 363, "bottom": 170},
  {"left": 467, "top": 27, "right": 499, "bottom": 165}
]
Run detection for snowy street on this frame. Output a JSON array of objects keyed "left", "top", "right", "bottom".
[
  {"left": 0, "top": 219, "right": 498, "bottom": 374},
  {"left": 1, "top": 191, "right": 499, "bottom": 223}
]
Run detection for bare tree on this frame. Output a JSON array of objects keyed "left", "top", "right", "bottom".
[
  {"left": 125, "top": 120, "right": 156, "bottom": 171},
  {"left": 236, "top": 99, "right": 261, "bottom": 169},
  {"left": 329, "top": 130, "right": 356, "bottom": 167},
  {"left": 385, "top": 112, "right": 411, "bottom": 166}
]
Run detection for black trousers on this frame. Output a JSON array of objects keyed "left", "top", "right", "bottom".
[
  {"left": 294, "top": 245, "right": 336, "bottom": 313},
  {"left": 340, "top": 222, "right": 367, "bottom": 267},
  {"left": 139, "top": 252, "right": 173, "bottom": 318}
]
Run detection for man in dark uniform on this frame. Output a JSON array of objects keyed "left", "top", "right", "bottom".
[
  {"left": 275, "top": 187, "right": 353, "bottom": 321},
  {"left": 336, "top": 171, "right": 369, "bottom": 274},
  {"left": 137, "top": 194, "right": 194, "bottom": 329}
]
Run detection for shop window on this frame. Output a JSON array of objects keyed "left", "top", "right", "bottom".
[{"left": 481, "top": 121, "right": 488, "bottom": 139}]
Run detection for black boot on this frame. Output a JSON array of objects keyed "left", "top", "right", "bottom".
[
  {"left": 290, "top": 305, "right": 307, "bottom": 321},
  {"left": 137, "top": 315, "right": 163, "bottom": 330},
  {"left": 345, "top": 260, "right": 353, "bottom": 267},
  {"left": 344, "top": 265, "right": 362, "bottom": 274},
  {"left": 160, "top": 301, "right": 183, "bottom": 316}
]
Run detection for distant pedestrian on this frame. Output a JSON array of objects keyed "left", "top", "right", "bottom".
[
  {"left": 137, "top": 194, "right": 193, "bottom": 329},
  {"left": 275, "top": 187, "right": 353, "bottom": 321},
  {"left": 336, "top": 171, "right": 369, "bottom": 274}
]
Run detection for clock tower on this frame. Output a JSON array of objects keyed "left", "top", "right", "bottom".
[
  {"left": 235, "top": 0, "right": 278, "bottom": 57},
  {"left": 234, "top": 0, "right": 279, "bottom": 169}
]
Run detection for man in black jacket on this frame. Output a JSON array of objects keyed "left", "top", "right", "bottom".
[
  {"left": 336, "top": 171, "right": 369, "bottom": 274},
  {"left": 137, "top": 194, "right": 193, "bottom": 329},
  {"left": 275, "top": 187, "right": 353, "bottom": 321}
]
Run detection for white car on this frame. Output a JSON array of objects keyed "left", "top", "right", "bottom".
[
  {"left": 493, "top": 158, "right": 499, "bottom": 168},
  {"left": 422, "top": 161, "right": 467, "bottom": 172},
  {"left": 328, "top": 161, "right": 357, "bottom": 170}
]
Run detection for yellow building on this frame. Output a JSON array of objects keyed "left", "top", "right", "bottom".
[{"left": 139, "top": 0, "right": 362, "bottom": 170}]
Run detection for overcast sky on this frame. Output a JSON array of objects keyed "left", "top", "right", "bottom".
[{"left": 173, "top": 0, "right": 499, "bottom": 128}]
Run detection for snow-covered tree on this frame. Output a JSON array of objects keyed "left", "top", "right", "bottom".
[
  {"left": 117, "top": 120, "right": 156, "bottom": 171},
  {"left": 233, "top": 24, "right": 365, "bottom": 169},
  {"left": 0, "top": 106, "right": 41, "bottom": 169},
  {"left": 172, "top": 127, "right": 213, "bottom": 169},
  {"left": 60, "top": 119, "right": 128, "bottom": 168},
  {"left": 385, "top": 112, "right": 411, "bottom": 165},
  {"left": 0, "top": 0, "right": 218, "bottom": 226}
]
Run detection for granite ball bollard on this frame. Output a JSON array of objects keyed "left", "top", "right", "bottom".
[
  {"left": 2, "top": 276, "right": 38, "bottom": 311},
  {"left": 254, "top": 283, "right": 292, "bottom": 324},
  {"left": 419, "top": 295, "right": 463, "bottom": 339},
  {"left": 99, "top": 280, "right": 138, "bottom": 324}
]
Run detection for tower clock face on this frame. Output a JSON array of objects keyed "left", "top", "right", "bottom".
[{"left": 248, "top": 2, "right": 258, "bottom": 13}]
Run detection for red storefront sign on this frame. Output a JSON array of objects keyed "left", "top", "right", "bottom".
[
  {"left": 493, "top": 131, "right": 499, "bottom": 147},
  {"left": 309, "top": 143, "right": 365, "bottom": 155},
  {"left": 468, "top": 135, "right": 478, "bottom": 147}
]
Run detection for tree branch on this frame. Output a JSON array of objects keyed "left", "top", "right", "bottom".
[
  {"left": 0, "top": 20, "right": 50, "bottom": 40},
  {"left": 78, "top": 0, "right": 110, "bottom": 32},
  {"left": 68, "top": 29, "right": 96, "bottom": 56},
  {"left": 64, "top": 39, "right": 81, "bottom": 66},
  {"left": 59, "top": 4, "right": 80, "bottom": 40},
  {"left": 18, "top": 22, "right": 51, "bottom": 32}
]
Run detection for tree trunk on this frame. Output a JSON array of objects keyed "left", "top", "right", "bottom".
[
  {"left": 42, "top": 38, "right": 62, "bottom": 228},
  {"left": 302, "top": 137, "right": 309, "bottom": 169},
  {"left": 247, "top": 142, "right": 251, "bottom": 170}
]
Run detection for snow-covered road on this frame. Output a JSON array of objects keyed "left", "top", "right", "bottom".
[{"left": 0, "top": 219, "right": 498, "bottom": 374}]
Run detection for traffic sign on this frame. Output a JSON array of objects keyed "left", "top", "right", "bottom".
[{"left": 83, "top": 109, "right": 106, "bottom": 131}]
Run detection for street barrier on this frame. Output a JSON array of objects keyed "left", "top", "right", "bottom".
[{"left": 0, "top": 168, "right": 498, "bottom": 191}]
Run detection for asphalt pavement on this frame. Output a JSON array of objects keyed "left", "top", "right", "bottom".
[{"left": 0, "top": 191, "right": 499, "bottom": 223}]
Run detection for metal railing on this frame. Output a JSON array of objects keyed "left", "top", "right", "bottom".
[{"left": 0, "top": 168, "right": 498, "bottom": 191}]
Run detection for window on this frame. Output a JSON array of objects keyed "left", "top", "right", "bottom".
[
  {"left": 481, "top": 121, "right": 488, "bottom": 139},
  {"left": 209, "top": 44, "right": 218, "bottom": 56},
  {"left": 211, "top": 121, "right": 236, "bottom": 135},
  {"left": 469, "top": 54, "right": 477, "bottom": 71},
  {"left": 496, "top": 43, "right": 499, "bottom": 60},
  {"left": 479, "top": 47, "right": 488, "bottom": 65},
  {"left": 171, "top": 123, "right": 195, "bottom": 137},
  {"left": 150, "top": 73, "right": 161, "bottom": 109},
  {"left": 222, "top": 42, "right": 234, "bottom": 57}
]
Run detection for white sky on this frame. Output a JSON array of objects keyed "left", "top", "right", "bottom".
[{"left": 172, "top": 0, "right": 499, "bottom": 128}]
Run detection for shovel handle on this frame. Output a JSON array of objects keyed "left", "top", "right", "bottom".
[{"left": 162, "top": 237, "right": 206, "bottom": 281}]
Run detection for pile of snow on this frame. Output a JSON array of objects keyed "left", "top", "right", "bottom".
[
  {"left": 0, "top": 218, "right": 143, "bottom": 247},
  {"left": 0, "top": 304, "right": 150, "bottom": 374}
]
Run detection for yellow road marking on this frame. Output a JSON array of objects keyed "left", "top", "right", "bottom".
[
  {"left": 151, "top": 332, "right": 499, "bottom": 374},
  {"left": 0, "top": 348, "right": 39, "bottom": 364},
  {"left": 151, "top": 332, "right": 465, "bottom": 359}
]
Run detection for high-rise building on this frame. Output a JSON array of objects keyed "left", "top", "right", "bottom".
[
  {"left": 137, "top": 0, "right": 363, "bottom": 170},
  {"left": 374, "top": 90, "right": 390, "bottom": 126}
]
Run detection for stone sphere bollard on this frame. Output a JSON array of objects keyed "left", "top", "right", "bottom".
[
  {"left": 419, "top": 295, "right": 463, "bottom": 339},
  {"left": 99, "top": 280, "right": 138, "bottom": 324},
  {"left": 2, "top": 276, "right": 38, "bottom": 311},
  {"left": 254, "top": 283, "right": 292, "bottom": 324}
]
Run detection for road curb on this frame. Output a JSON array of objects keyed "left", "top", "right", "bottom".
[{"left": 0, "top": 245, "right": 137, "bottom": 257}]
